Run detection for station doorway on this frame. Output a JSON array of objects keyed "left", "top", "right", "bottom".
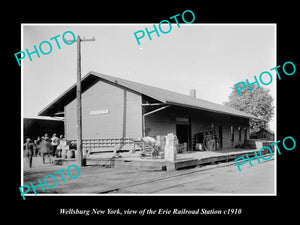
[{"left": 176, "top": 117, "right": 191, "bottom": 151}]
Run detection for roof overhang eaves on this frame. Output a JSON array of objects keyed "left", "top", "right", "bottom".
[
  {"left": 165, "top": 101, "right": 264, "bottom": 121},
  {"left": 38, "top": 73, "right": 96, "bottom": 116},
  {"left": 38, "top": 71, "right": 267, "bottom": 123}
]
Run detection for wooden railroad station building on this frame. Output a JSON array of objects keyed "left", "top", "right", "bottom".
[{"left": 38, "top": 72, "right": 259, "bottom": 152}]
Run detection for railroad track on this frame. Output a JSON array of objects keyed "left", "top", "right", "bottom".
[{"left": 99, "top": 158, "right": 274, "bottom": 194}]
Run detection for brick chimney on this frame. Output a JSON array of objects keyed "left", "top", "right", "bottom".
[{"left": 189, "top": 89, "right": 196, "bottom": 98}]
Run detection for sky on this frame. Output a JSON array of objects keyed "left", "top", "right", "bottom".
[{"left": 22, "top": 24, "right": 276, "bottom": 131}]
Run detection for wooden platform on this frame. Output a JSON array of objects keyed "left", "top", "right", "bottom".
[
  {"left": 52, "top": 147, "right": 272, "bottom": 171},
  {"left": 83, "top": 148, "right": 272, "bottom": 171}
]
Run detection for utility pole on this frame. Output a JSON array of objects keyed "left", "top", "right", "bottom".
[{"left": 69, "top": 35, "right": 95, "bottom": 166}]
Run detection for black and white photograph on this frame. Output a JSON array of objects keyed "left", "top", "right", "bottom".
[
  {"left": 11, "top": 5, "right": 298, "bottom": 221},
  {"left": 21, "top": 23, "right": 276, "bottom": 197}
]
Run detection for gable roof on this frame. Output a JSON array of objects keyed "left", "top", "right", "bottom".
[{"left": 38, "top": 71, "right": 261, "bottom": 120}]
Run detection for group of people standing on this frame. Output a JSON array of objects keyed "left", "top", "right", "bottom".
[{"left": 23, "top": 133, "right": 67, "bottom": 168}]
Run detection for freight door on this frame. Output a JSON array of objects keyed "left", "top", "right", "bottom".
[{"left": 176, "top": 117, "right": 191, "bottom": 151}]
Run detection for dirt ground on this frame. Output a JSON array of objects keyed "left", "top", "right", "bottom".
[{"left": 21, "top": 155, "right": 275, "bottom": 197}]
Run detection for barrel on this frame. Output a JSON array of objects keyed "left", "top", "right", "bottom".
[{"left": 67, "top": 149, "right": 75, "bottom": 159}]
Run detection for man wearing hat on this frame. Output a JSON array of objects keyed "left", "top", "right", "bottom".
[
  {"left": 24, "top": 138, "right": 34, "bottom": 168},
  {"left": 40, "top": 138, "right": 52, "bottom": 164}
]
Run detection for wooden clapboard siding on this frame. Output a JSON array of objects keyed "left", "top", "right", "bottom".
[
  {"left": 65, "top": 79, "right": 142, "bottom": 140},
  {"left": 145, "top": 108, "right": 176, "bottom": 137}
]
